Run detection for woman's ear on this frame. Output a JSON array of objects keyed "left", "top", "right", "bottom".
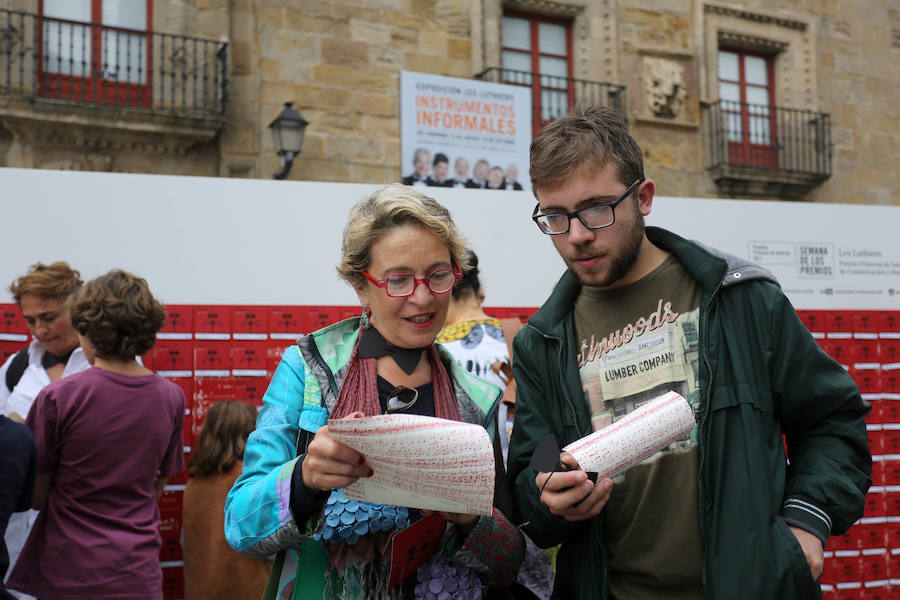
[{"left": 354, "top": 285, "right": 368, "bottom": 307}]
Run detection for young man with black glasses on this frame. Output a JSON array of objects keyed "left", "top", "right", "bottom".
[{"left": 506, "top": 105, "right": 871, "bottom": 600}]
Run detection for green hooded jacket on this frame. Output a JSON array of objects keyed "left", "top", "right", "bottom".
[{"left": 507, "top": 227, "right": 872, "bottom": 600}]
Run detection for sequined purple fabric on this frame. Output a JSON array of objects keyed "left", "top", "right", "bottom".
[{"left": 413, "top": 552, "right": 483, "bottom": 600}]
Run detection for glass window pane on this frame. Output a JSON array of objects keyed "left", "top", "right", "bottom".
[
  {"left": 103, "top": 31, "right": 146, "bottom": 83},
  {"left": 745, "top": 86, "right": 769, "bottom": 110},
  {"left": 102, "top": 0, "right": 147, "bottom": 30},
  {"left": 745, "top": 55, "right": 768, "bottom": 86},
  {"left": 725, "top": 112, "right": 743, "bottom": 142},
  {"left": 43, "top": 0, "right": 91, "bottom": 21},
  {"left": 749, "top": 116, "right": 771, "bottom": 144},
  {"left": 718, "top": 81, "right": 740, "bottom": 102},
  {"left": 42, "top": 0, "right": 92, "bottom": 77},
  {"left": 538, "top": 56, "right": 568, "bottom": 80},
  {"left": 502, "top": 50, "right": 532, "bottom": 75},
  {"left": 538, "top": 22, "right": 567, "bottom": 55},
  {"left": 502, "top": 17, "right": 530, "bottom": 51},
  {"left": 101, "top": 1, "right": 148, "bottom": 83},
  {"left": 541, "top": 89, "right": 569, "bottom": 122},
  {"left": 718, "top": 51, "right": 739, "bottom": 80}
]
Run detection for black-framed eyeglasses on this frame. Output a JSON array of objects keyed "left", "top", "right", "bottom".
[
  {"left": 386, "top": 385, "right": 418, "bottom": 413},
  {"left": 360, "top": 264, "right": 462, "bottom": 298},
  {"left": 532, "top": 178, "right": 644, "bottom": 235}
]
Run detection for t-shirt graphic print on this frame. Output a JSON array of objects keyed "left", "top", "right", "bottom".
[
  {"left": 575, "top": 258, "right": 701, "bottom": 448},
  {"left": 573, "top": 254, "right": 706, "bottom": 600}
]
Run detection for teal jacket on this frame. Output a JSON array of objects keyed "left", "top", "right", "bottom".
[
  {"left": 507, "top": 227, "right": 872, "bottom": 600},
  {"left": 225, "top": 318, "right": 524, "bottom": 596}
]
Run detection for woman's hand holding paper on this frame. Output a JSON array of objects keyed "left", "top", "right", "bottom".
[{"left": 302, "top": 419, "right": 373, "bottom": 493}]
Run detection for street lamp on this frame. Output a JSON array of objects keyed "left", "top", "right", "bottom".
[{"left": 268, "top": 102, "right": 309, "bottom": 180}]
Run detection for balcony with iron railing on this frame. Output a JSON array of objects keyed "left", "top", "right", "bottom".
[
  {"left": 0, "top": 9, "right": 227, "bottom": 128},
  {"left": 702, "top": 99, "right": 832, "bottom": 198},
  {"left": 475, "top": 67, "right": 626, "bottom": 135}
]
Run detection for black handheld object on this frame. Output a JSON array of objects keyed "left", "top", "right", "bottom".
[{"left": 529, "top": 434, "right": 598, "bottom": 506}]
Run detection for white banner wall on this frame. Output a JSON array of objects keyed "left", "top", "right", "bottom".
[{"left": 1, "top": 167, "right": 899, "bottom": 310}]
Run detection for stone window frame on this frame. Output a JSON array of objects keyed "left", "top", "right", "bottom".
[
  {"left": 700, "top": 2, "right": 816, "bottom": 111},
  {"left": 474, "top": 0, "right": 618, "bottom": 88}
]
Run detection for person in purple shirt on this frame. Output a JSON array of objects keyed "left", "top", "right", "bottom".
[
  {"left": 0, "top": 416, "right": 35, "bottom": 600},
  {"left": 7, "top": 269, "right": 185, "bottom": 600}
]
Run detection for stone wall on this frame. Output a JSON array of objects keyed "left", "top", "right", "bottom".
[
  {"left": 0, "top": 1, "right": 897, "bottom": 205},
  {"left": 231, "top": 0, "right": 476, "bottom": 183},
  {"left": 812, "top": 0, "right": 900, "bottom": 205}
]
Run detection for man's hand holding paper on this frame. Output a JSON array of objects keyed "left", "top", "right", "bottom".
[
  {"left": 534, "top": 391, "right": 695, "bottom": 521},
  {"left": 534, "top": 456, "right": 614, "bottom": 521}
]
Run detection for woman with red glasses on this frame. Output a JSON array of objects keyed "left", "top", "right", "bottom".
[{"left": 226, "top": 184, "right": 524, "bottom": 600}]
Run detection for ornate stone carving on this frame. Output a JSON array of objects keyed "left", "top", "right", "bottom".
[
  {"left": 718, "top": 30, "right": 788, "bottom": 53},
  {"left": 503, "top": 0, "right": 585, "bottom": 18},
  {"left": 704, "top": 3, "right": 807, "bottom": 31},
  {"left": 41, "top": 153, "right": 113, "bottom": 172},
  {"left": 643, "top": 57, "right": 687, "bottom": 119}
]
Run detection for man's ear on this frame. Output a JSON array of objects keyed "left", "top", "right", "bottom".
[{"left": 637, "top": 179, "right": 656, "bottom": 217}]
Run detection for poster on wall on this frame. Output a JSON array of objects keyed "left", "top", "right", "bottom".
[
  {"left": 400, "top": 70, "right": 532, "bottom": 192},
  {"left": 649, "top": 197, "right": 900, "bottom": 310}
]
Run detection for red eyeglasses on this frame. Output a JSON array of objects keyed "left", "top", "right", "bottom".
[{"left": 360, "top": 264, "right": 462, "bottom": 298}]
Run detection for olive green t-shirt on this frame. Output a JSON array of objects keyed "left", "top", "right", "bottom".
[{"left": 574, "top": 255, "right": 704, "bottom": 600}]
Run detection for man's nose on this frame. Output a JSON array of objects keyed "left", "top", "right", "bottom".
[{"left": 566, "top": 215, "right": 596, "bottom": 244}]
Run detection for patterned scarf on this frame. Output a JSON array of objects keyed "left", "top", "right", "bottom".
[
  {"left": 330, "top": 331, "right": 461, "bottom": 421},
  {"left": 320, "top": 330, "right": 474, "bottom": 599}
]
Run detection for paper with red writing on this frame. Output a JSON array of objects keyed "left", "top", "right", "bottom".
[
  {"left": 563, "top": 391, "right": 695, "bottom": 479},
  {"left": 328, "top": 414, "right": 495, "bottom": 516}
]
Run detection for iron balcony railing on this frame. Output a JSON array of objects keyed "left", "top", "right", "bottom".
[
  {"left": 0, "top": 9, "right": 227, "bottom": 120},
  {"left": 703, "top": 99, "right": 831, "bottom": 177},
  {"left": 476, "top": 66, "right": 626, "bottom": 135}
]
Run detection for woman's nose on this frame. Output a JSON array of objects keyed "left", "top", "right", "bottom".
[
  {"left": 34, "top": 320, "right": 49, "bottom": 336},
  {"left": 410, "top": 280, "right": 435, "bottom": 303}
]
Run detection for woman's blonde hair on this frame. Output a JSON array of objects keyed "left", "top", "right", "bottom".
[
  {"left": 188, "top": 401, "right": 258, "bottom": 478},
  {"left": 9, "top": 261, "right": 83, "bottom": 303},
  {"left": 336, "top": 184, "right": 471, "bottom": 289}
]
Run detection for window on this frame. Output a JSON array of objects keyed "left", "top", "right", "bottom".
[
  {"left": 38, "top": 0, "right": 151, "bottom": 107},
  {"left": 501, "top": 12, "right": 573, "bottom": 134},
  {"left": 717, "top": 49, "right": 777, "bottom": 167}
]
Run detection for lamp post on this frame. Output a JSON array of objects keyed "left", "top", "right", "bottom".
[{"left": 268, "top": 102, "right": 309, "bottom": 180}]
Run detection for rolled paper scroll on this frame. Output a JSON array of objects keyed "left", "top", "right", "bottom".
[{"left": 562, "top": 391, "right": 695, "bottom": 479}]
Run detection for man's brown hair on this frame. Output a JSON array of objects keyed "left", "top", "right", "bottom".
[
  {"left": 189, "top": 401, "right": 258, "bottom": 478},
  {"left": 529, "top": 105, "right": 645, "bottom": 193},
  {"left": 9, "top": 261, "right": 82, "bottom": 303},
  {"left": 69, "top": 269, "right": 165, "bottom": 360}
]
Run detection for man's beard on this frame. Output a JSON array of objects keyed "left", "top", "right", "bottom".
[{"left": 569, "top": 213, "right": 645, "bottom": 288}]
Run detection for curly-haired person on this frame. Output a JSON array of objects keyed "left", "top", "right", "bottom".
[{"left": 7, "top": 269, "right": 185, "bottom": 600}]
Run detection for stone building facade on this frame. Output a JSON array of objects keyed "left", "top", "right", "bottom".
[{"left": 0, "top": 0, "right": 897, "bottom": 204}]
